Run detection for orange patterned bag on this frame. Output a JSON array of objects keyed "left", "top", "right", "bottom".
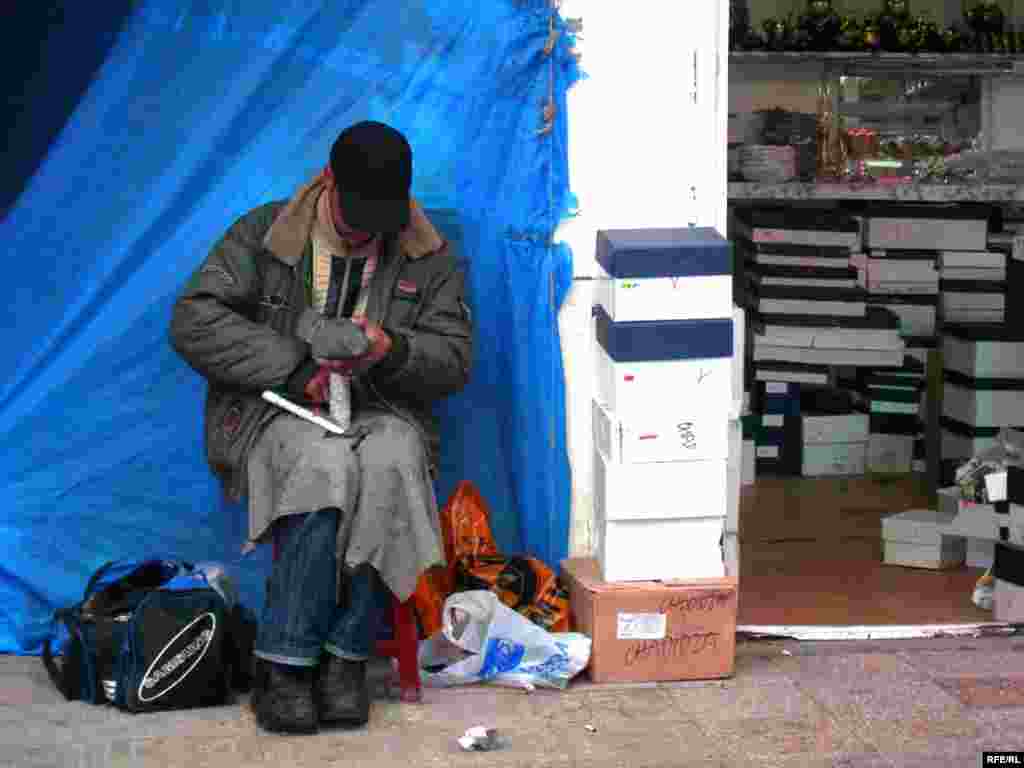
[
  {"left": 412, "top": 482, "right": 497, "bottom": 637},
  {"left": 440, "top": 481, "right": 500, "bottom": 570},
  {"left": 455, "top": 554, "right": 570, "bottom": 634},
  {"left": 410, "top": 565, "right": 452, "bottom": 639},
  {"left": 413, "top": 481, "right": 569, "bottom": 636}
]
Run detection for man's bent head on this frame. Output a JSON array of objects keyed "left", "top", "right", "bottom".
[{"left": 327, "top": 121, "right": 413, "bottom": 237}]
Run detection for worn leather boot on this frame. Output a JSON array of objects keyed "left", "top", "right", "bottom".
[
  {"left": 316, "top": 654, "right": 370, "bottom": 726},
  {"left": 250, "top": 660, "right": 318, "bottom": 734}
]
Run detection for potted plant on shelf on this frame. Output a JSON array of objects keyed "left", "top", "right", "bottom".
[
  {"left": 965, "top": 1, "right": 1006, "bottom": 51},
  {"left": 729, "top": 0, "right": 750, "bottom": 51},
  {"left": 798, "top": 0, "right": 842, "bottom": 51},
  {"left": 876, "top": 0, "right": 912, "bottom": 51},
  {"left": 761, "top": 16, "right": 795, "bottom": 52},
  {"left": 836, "top": 15, "right": 864, "bottom": 51}
]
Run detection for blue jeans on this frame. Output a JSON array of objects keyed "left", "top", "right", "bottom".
[{"left": 254, "top": 509, "right": 391, "bottom": 667}]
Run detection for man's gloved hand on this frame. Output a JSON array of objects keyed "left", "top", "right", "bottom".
[
  {"left": 295, "top": 309, "right": 371, "bottom": 361},
  {"left": 316, "top": 318, "right": 395, "bottom": 376}
]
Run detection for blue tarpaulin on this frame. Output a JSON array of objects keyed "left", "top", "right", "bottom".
[{"left": 0, "top": 0, "right": 581, "bottom": 655}]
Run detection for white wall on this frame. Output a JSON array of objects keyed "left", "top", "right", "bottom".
[{"left": 555, "top": 1, "right": 730, "bottom": 556}]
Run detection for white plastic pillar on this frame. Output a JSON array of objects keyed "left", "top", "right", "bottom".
[{"left": 555, "top": 1, "right": 730, "bottom": 556}]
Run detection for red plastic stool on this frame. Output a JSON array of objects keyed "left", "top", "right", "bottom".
[{"left": 270, "top": 537, "right": 422, "bottom": 703}]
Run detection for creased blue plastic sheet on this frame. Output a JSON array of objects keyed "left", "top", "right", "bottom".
[{"left": 0, "top": 0, "right": 582, "bottom": 654}]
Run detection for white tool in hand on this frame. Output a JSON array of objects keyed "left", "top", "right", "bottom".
[
  {"left": 329, "top": 371, "right": 352, "bottom": 432},
  {"left": 261, "top": 391, "right": 345, "bottom": 435}
]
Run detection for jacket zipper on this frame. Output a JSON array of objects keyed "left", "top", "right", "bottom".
[{"left": 361, "top": 247, "right": 432, "bottom": 447}]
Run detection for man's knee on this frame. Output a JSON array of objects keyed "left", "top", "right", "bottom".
[{"left": 359, "top": 416, "right": 426, "bottom": 472}]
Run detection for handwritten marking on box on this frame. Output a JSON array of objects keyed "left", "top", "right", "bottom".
[
  {"left": 617, "top": 613, "right": 667, "bottom": 641},
  {"left": 658, "top": 591, "right": 734, "bottom": 616},
  {"left": 676, "top": 422, "right": 697, "bottom": 449},
  {"left": 624, "top": 632, "right": 722, "bottom": 667}
]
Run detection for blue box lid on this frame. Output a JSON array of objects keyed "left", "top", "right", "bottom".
[
  {"left": 596, "top": 227, "right": 732, "bottom": 279},
  {"left": 593, "top": 305, "right": 732, "bottom": 362}
]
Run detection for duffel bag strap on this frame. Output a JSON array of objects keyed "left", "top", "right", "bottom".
[
  {"left": 84, "top": 561, "right": 116, "bottom": 599},
  {"left": 42, "top": 610, "right": 84, "bottom": 701}
]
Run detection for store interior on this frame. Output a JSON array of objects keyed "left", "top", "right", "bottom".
[{"left": 725, "top": 0, "right": 1024, "bottom": 630}]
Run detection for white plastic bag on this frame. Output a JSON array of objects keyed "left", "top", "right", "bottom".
[
  {"left": 417, "top": 591, "right": 591, "bottom": 691},
  {"left": 972, "top": 567, "right": 994, "bottom": 611}
]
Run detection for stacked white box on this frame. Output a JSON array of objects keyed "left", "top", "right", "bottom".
[
  {"left": 940, "top": 325, "right": 1024, "bottom": 462},
  {"left": 727, "top": 418, "right": 742, "bottom": 533},
  {"left": 801, "top": 412, "right": 869, "bottom": 477},
  {"left": 593, "top": 448, "right": 728, "bottom": 582},
  {"left": 881, "top": 508, "right": 966, "bottom": 569},
  {"left": 596, "top": 343, "right": 734, "bottom": 421},
  {"left": 595, "top": 264, "right": 732, "bottom": 322},
  {"left": 592, "top": 227, "right": 734, "bottom": 582}
]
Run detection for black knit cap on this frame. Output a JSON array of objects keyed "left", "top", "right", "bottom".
[{"left": 329, "top": 121, "right": 412, "bottom": 234}]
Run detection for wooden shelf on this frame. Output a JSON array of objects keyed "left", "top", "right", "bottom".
[
  {"left": 730, "top": 50, "right": 1024, "bottom": 76},
  {"left": 729, "top": 180, "right": 1024, "bottom": 203}
]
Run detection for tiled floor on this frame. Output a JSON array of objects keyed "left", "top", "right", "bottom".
[
  {"left": 2, "top": 636, "right": 1022, "bottom": 767},
  {"left": 736, "top": 474, "right": 995, "bottom": 626}
]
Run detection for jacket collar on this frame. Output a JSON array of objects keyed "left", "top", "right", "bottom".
[{"left": 262, "top": 170, "right": 444, "bottom": 267}]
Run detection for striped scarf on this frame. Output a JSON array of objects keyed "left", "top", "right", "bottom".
[{"left": 311, "top": 189, "right": 378, "bottom": 319}]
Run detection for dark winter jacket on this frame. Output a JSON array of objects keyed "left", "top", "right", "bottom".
[{"left": 169, "top": 175, "right": 473, "bottom": 500}]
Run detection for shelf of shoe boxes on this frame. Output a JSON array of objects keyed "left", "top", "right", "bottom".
[
  {"left": 732, "top": 204, "right": 926, "bottom": 491},
  {"left": 562, "top": 227, "right": 743, "bottom": 684},
  {"left": 858, "top": 207, "right": 1024, "bottom": 618},
  {"left": 730, "top": 202, "right": 1024, "bottom": 594}
]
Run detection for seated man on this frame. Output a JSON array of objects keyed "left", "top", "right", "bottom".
[{"left": 170, "top": 121, "right": 473, "bottom": 734}]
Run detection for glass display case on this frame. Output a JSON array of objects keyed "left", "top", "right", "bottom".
[{"left": 728, "top": 50, "right": 1024, "bottom": 203}]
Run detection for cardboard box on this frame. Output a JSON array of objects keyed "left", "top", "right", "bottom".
[{"left": 561, "top": 558, "right": 737, "bottom": 684}]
